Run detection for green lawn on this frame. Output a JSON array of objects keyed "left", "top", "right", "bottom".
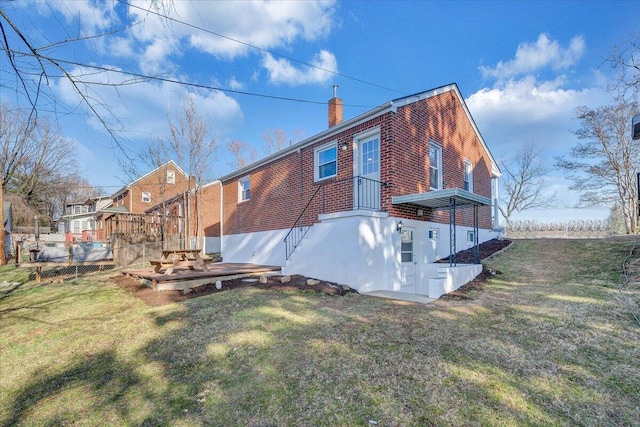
[{"left": 1, "top": 238, "right": 639, "bottom": 426}]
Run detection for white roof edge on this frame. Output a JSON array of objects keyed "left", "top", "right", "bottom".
[
  {"left": 393, "top": 83, "right": 501, "bottom": 177},
  {"left": 220, "top": 83, "right": 501, "bottom": 182},
  {"left": 221, "top": 102, "right": 394, "bottom": 182},
  {"left": 202, "top": 180, "right": 222, "bottom": 188}
]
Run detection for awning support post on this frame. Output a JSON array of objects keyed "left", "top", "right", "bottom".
[
  {"left": 449, "top": 197, "right": 457, "bottom": 267},
  {"left": 473, "top": 204, "right": 479, "bottom": 264}
]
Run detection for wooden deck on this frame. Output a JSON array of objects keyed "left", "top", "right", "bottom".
[{"left": 122, "top": 262, "right": 281, "bottom": 291}]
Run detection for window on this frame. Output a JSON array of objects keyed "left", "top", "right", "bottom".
[
  {"left": 360, "top": 137, "right": 380, "bottom": 176},
  {"left": 467, "top": 230, "right": 475, "bottom": 243},
  {"left": 73, "top": 221, "right": 80, "bottom": 234},
  {"left": 239, "top": 176, "right": 250, "bottom": 202},
  {"left": 142, "top": 191, "right": 151, "bottom": 203},
  {"left": 315, "top": 142, "right": 337, "bottom": 181},
  {"left": 429, "top": 142, "right": 442, "bottom": 190},
  {"left": 463, "top": 160, "right": 473, "bottom": 192},
  {"left": 400, "top": 230, "right": 414, "bottom": 263},
  {"left": 428, "top": 229, "right": 439, "bottom": 240},
  {"left": 167, "top": 169, "right": 175, "bottom": 184}
]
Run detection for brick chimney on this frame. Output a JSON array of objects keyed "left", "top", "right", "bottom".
[{"left": 328, "top": 84, "right": 343, "bottom": 128}]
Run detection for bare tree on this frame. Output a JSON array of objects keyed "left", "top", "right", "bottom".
[
  {"left": 262, "top": 128, "right": 305, "bottom": 155},
  {"left": 499, "top": 143, "right": 558, "bottom": 225},
  {"left": 166, "top": 96, "right": 219, "bottom": 249},
  {"left": 608, "top": 32, "right": 640, "bottom": 95},
  {"left": 556, "top": 97, "right": 640, "bottom": 234},
  {"left": 1, "top": 104, "right": 82, "bottom": 224},
  {"left": 227, "top": 140, "right": 258, "bottom": 169}
]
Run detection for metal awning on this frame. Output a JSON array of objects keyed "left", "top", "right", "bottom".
[
  {"left": 392, "top": 188, "right": 491, "bottom": 266},
  {"left": 391, "top": 188, "right": 491, "bottom": 209}
]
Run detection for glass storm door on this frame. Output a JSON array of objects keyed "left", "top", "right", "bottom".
[
  {"left": 357, "top": 136, "right": 380, "bottom": 209},
  {"left": 400, "top": 228, "right": 416, "bottom": 293}
]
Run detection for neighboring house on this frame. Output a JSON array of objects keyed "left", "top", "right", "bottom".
[
  {"left": 216, "top": 83, "right": 502, "bottom": 297},
  {"left": 60, "top": 196, "right": 113, "bottom": 242},
  {"left": 3, "top": 201, "right": 12, "bottom": 258},
  {"left": 110, "top": 160, "right": 192, "bottom": 215},
  {"left": 97, "top": 161, "right": 194, "bottom": 242}
]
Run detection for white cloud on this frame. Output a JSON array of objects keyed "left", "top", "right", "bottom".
[
  {"left": 38, "top": 0, "right": 119, "bottom": 35},
  {"left": 480, "top": 33, "right": 585, "bottom": 81},
  {"left": 52, "top": 65, "right": 244, "bottom": 142},
  {"left": 228, "top": 77, "right": 244, "bottom": 91},
  {"left": 262, "top": 50, "right": 337, "bottom": 85},
  {"left": 126, "top": 0, "right": 336, "bottom": 71}
]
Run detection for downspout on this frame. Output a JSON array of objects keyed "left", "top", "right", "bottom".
[{"left": 219, "top": 181, "right": 224, "bottom": 259}]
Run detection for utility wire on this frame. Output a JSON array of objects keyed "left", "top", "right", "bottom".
[
  {"left": 119, "top": 0, "right": 408, "bottom": 96},
  {"left": 4, "top": 49, "right": 377, "bottom": 108}
]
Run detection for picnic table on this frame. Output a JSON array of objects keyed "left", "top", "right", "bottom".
[{"left": 149, "top": 249, "right": 210, "bottom": 275}]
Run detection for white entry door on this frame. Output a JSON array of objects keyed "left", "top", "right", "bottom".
[
  {"left": 400, "top": 228, "right": 416, "bottom": 293},
  {"left": 357, "top": 136, "right": 380, "bottom": 210}
]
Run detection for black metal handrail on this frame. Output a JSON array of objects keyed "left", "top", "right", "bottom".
[{"left": 284, "top": 175, "right": 386, "bottom": 260}]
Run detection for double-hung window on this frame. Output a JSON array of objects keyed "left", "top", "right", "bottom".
[
  {"left": 142, "top": 191, "right": 151, "bottom": 203},
  {"left": 167, "top": 170, "right": 175, "bottom": 184},
  {"left": 463, "top": 160, "right": 473, "bottom": 192},
  {"left": 429, "top": 142, "right": 443, "bottom": 190},
  {"left": 239, "top": 176, "right": 250, "bottom": 202},
  {"left": 315, "top": 142, "right": 337, "bottom": 181}
]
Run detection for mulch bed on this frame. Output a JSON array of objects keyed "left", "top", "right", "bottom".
[
  {"left": 436, "top": 238, "right": 513, "bottom": 264},
  {"left": 114, "top": 238, "right": 512, "bottom": 306}
]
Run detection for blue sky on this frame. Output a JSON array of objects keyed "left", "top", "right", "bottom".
[{"left": 2, "top": 0, "right": 639, "bottom": 222}]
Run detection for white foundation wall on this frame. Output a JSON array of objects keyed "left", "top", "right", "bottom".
[
  {"left": 282, "top": 212, "right": 499, "bottom": 294},
  {"left": 282, "top": 212, "right": 399, "bottom": 293},
  {"left": 223, "top": 212, "right": 499, "bottom": 294},
  {"left": 222, "top": 228, "right": 289, "bottom": 266}
]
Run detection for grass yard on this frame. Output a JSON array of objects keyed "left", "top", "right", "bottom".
[{"left": 1, "top": 238, "right": 639, "bottom": 426}]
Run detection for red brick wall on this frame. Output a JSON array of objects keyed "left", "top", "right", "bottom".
[
  {"left": 383, "top": 91, "right": 493, "bottom": 228},
  {"left": 222, "top": 88, "right": 494, "bottom": 235},
  {"left": 201, "top": 182, "right": 221, "bottom": 237},
  {"left": 222, "top": 115, "right": 388, "bottom": 235},
  {"left": 123, "top": 163, "right": 192, "bottom": 215}
]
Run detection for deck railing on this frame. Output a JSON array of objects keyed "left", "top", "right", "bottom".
[{"left": 284, "top": 176, "right": 385, "bottom": 260}]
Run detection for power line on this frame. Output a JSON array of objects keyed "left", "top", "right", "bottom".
[
  {"left": 5, "top": 50, "right": 377, "bottom": 108},
  {"left": 118, "top": 0, "right": 408, "bottom": 96}
]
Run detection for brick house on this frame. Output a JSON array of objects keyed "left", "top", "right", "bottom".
[
  {"left": 110, "top": 160, "right": 192, "bottom": 214},
  {"left": 216, "top": 83, "right": 502, "bottom": 298},
  {"left": 98, "top": 161, "right": 194, "bottom": 241}
]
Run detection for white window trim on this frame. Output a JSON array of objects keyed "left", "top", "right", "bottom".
[
  {"left": 314, "top": 141, "right": 338, "bottom": 182},
  {"left": 238, "top": 176, "right": 250, "bottom": 202},
  {"left": 142, "top": 191, "right": 151, "bottom": 203},
  {"left": 428, "top": 228, "right": 439, "bottom": 240},
  {"left": 463, "top": 159, "right": 473, "bottom": 193},
  {"left": 467, "top": 230, "right": 475, "bottom": 242},
  {"left": 352, "top": 127, "right": 381, "bottom": 177},
  {"left": 429, "top": 141, "right": 443, "bottom": 190},
  {"left": 167, "top": 169, "right": 175, "bottom": 184}
]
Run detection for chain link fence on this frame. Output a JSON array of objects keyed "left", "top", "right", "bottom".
[
  {"left": 504, "top": 219, "right": 612, "bottom": 239},
  {"left": 13, "top": 236, "right": 209, "bottom": 283}
]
